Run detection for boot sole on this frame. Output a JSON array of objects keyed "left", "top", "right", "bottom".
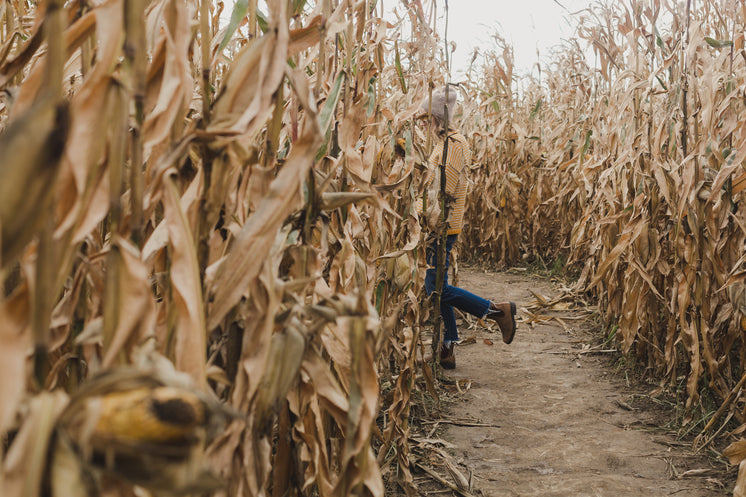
[{"left": 503, "top": 301, "right": 517, "bottom": 344}]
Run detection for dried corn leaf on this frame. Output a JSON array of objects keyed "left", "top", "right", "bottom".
[
  {"left": 0, "top": 286, "right": 30, "bottom": 433},
  {"left": 208, "top": 128, "right": 319, "bottom": 329},
  {"left": 162, "top": 173, "right": 207, "bottom": 385},
  {"left": 0, "top": 95, "right": 68, "bottom": 264},
  {"left": 101, "top": 238, "right": 156, "bottom": 368}
]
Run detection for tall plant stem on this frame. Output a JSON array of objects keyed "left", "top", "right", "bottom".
[
  {"left": 432, "top": 0, "right": 451, "bottom": 373},
  {"left": 33, "top": 0, "right": 66, "bottom": 387},
  {"left": 681, "top": 0, "right": 691, "bottom": 158},
  {"left": 316, "top": 0, "right": 331, "bottom": 97},
  {"left": 125, "top": 0, "right": 146, "bottom": 247},
  {"left": 197, "top": 0, "right": 214, "bottom": 285},
  {"left": 648, "top": 0, "right": 655, "bottom": 158},
  {"left": 249, "top": 0, "right": 258, "bottom": 38},
  {"left": 102, "top": 86, "right": 129, "bottom": 367},
  {"left": 200, "top": 0, "right": 211, "bottom": 123}
]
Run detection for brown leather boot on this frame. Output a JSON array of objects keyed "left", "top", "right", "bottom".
[
  {"left": 440, "top": 342, "right": 456, "bottom": 369},
  {"left": 485, "top": 301, "right": 517, "bottom": 344},
  {"left": 424, "top": 342, "right": 456, "bottom": 369}
]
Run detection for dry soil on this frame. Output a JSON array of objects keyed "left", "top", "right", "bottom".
[{"left": 419, "top": 267, "right": 731, "bottom": 497}]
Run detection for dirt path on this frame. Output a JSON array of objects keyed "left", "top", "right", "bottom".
[{"left": 426, "top": 268, "right": 728, "bottom": 497}]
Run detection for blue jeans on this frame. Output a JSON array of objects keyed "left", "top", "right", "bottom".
[{"left": 425, "top": 234, "right": 491, "bottom": 342}]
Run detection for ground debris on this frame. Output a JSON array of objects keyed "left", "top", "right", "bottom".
[
  {"left": 411, "top": 455, "right": 481, "bottom": 497},
  {"left": 677, "top": 468, "right": 721, "bottom": 479},
  {"left": 406, "top": 268, "right": 729, "bottom": 497},
  {"left": 422, "top": 417, "right": 501, "bottom": 428}
]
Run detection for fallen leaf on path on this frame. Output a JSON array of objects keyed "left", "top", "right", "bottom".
[
  {"left": 483, "top": 338, "right": 493, "bottom": 346},
  {"left": 455, "top": 379, "right": 472, "bottom": 394},
  {"left": 528, "top": 289, "right": 551, "bottom": 305},
  {"left": 413, "top": 460, "right": 478, "bottom": 497},
  {"left": 615, "top": 399, "right": 637, "bottom": 411},
  {"left": 409, "top": 436, "right": 458, "bottom": 449},
  {"left": 444, "top": 458, "right": 470, "bottom": 491},
  {"left": 543, "top": 394, "right": 565, "bottom": 400},
  {"left": 732, "top": 423, "right": 746, "bottom": 436},
  {"left": 724, "top": 440, "right": 746, "bottom": 464},
  {"left": 677, "top": 468, "right": 719, "bottom": 478},
  {"left": 737, "top": 460, "right": 746, "bottom": 497},
  {"left": 550, "top": 301, "right": 573, "bottom": 310}
]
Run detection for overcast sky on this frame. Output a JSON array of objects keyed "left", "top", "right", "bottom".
[
  {"left": 239, "top": 1, "right": 596, "bottom": 78},
  {"left": 387, "top": 0, "right": 596, "bottom": 79}
]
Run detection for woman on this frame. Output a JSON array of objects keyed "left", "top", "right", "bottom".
[{"left": 420, "top": 86, "right": 517, "bottom": 369}]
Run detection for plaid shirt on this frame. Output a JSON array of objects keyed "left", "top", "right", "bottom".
[{"left": 427, "top": 132, "right": 471, "bottom": 235}]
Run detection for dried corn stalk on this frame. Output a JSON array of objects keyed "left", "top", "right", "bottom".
[
  {"left": 459, "top": 0, "right": 746, "bottom": 443},
  {"left": 0, "top": 0, "right": 447, "bottom": 495}
]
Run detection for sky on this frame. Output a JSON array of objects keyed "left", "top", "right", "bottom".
[
  {"left": 387, "top": 0, "right": 596, "bottom": 79},
  {"left": 232, "top": 1, "right": 597, "bottom": 79}
]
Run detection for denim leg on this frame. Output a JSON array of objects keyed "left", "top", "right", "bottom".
[
  {"left": 441, "top": 284, "right": 491, "bottom": 318},
  {"left": 425, "top": 235, "right": 491, "bottom": 342}
]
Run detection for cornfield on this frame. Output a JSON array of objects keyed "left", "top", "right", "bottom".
[{"left": 5, "top": 0, "right": 746, "bottom": 494}]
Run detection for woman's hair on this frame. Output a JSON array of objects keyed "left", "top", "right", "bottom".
[{"left": 422, "top": 86, "right": 457, "bottom": 131}]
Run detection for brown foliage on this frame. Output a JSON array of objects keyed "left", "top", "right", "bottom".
[
  {"left": 458, "top": 0, "right": 746, "bottom": 477},
  {"left": 6, "top": 0, "right": 746, "bottom": 494},
  {"left": 0, "top": 0, "right": 444, "bottom": 495}
]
